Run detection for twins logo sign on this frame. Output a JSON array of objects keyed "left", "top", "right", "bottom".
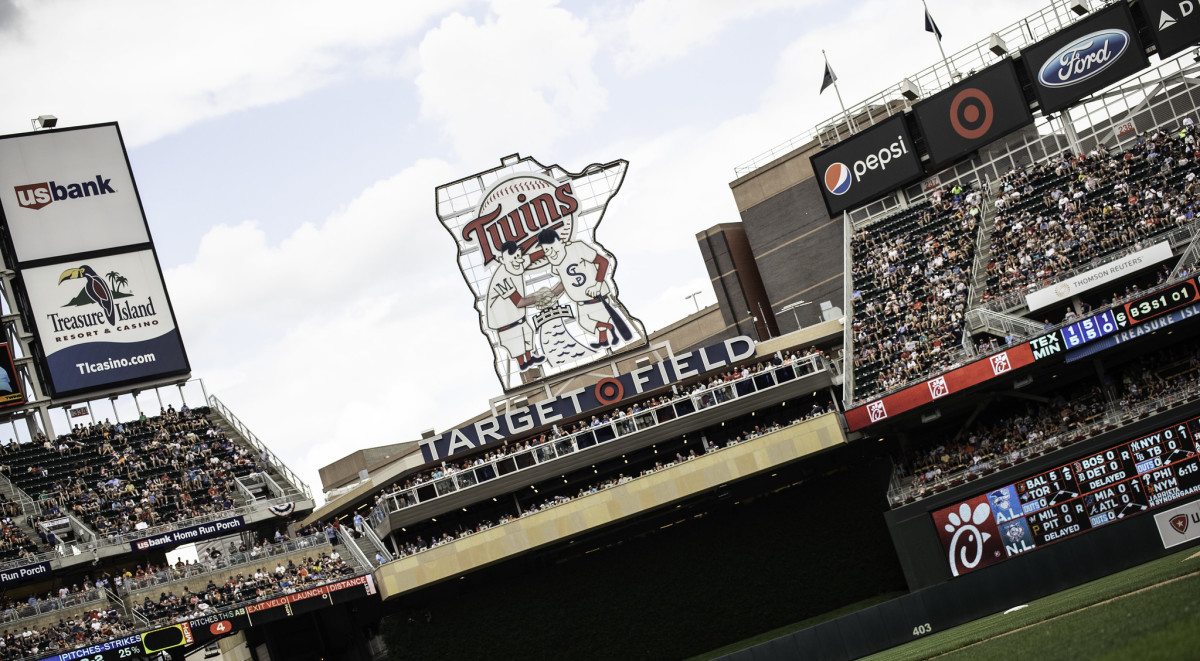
[{"left": 436, "top": 156, "right": 648, "bottom": 392}]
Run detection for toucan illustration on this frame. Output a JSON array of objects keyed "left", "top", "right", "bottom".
[{"left": 59, "top": 266, "right": 115, "bottom": 325}]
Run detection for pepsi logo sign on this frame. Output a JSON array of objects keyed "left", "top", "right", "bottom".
[
  {"left": 1038, "top": 30, "right": 1129, "bottom": 89},
  {"left": 824, "top": 163, "right": 852, "bottom": 195}
]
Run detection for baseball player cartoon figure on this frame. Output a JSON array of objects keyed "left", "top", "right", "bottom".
[
  {"left": 537, "top": 229, "right": 633, "bottom": 349},
  {"left": 486, "top": 241, "right": 545, "bottom": 371},
  {"left": 435, "top": 155, "right": 648, "bottom": 392}
]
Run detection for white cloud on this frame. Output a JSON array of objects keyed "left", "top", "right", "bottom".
[
  {"left": 165, "top": 158, "right": 503, "bottom": 493},
  {"left": 0, "top": 0, "right": 464, "bottom": 146},
  {"left": 414, "top": 0, "right": 607, "bottom": 163},
  {"left": 613, "top": 0, "right": 811, "bottom": 72}
]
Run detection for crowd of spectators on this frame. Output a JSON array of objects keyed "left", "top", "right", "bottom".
[
  {"left": 1, "top": 406, "right": 269, "bottom": 542},
  {"left": 850, "top": 184, "right": 982, "bottom": 399},
  {"left": 132, "top": 550, "right": 357, "bottom": 626},
  {"left": 0, "top": 606, "right": 130, "bottom": 661},
  {"left": 371, "top": 348, "right": 830, "bottom": 514},
  {"left": 897, "top": 338, "right": 1200, "bottom": 498},
  {"left": 0, "top": 516, "right": 37, "bottom": 563},
  {"left": 986, "top": 123, "right": 1200, "bottom": 301}
]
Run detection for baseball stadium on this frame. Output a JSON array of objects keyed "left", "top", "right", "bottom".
[{"left": 0, "top": 0, "right": 1199, "bottom": 660}]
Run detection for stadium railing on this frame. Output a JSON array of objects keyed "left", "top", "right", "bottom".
[
  {"left": 117, "top": 532, "right": 330, "bottom": 595},
  {"left": 887, "top": 378, "right": 1200, "bottom": 507},
  {"left": 852, "top": 260, "right": 1200, "bottom": 408},
  {"left": 208, "top": 395, "right": 313, "bottom": 500},
  {"left": 983, "top": 224, "right": 1200, "bottom": 314},
  {"left": 734, "top": 0, "right": 1089, "bottom": 176},
  {"left": 0, "top": 587, "right": 105, "bottom": 624},
  {"left": 370, "top": 353, "right": 834, "bottom": 524}
]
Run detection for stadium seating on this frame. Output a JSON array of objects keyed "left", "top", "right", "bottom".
[
  {"left": 849, "top": 185, "right": 982, "bottom": 400},
  {"left": 1, "top": 407, "right": 264, "bottom": 541},
  {"left": 985, "top": 128, "right": 1200, "bottom": 304}
]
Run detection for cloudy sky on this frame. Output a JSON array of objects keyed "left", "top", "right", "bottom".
[{"left": 0, "top": 0, "right": 1050, "bottom": 497}]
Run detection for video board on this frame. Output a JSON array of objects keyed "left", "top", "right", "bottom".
[
  {"left": 912, "top": 58, "right": 1034, "bottom": 168},
  {"left": 1029, "top": 277, "right": 1200, "bottom": 362},
  {"left": 810, "top": 114, "right": 924, "bottom": 217},
  {"left": 1020, "top": 3, "right": 1149, "bottom": 115},
  {"left": 932, "top": 416, "right": 1200, "bottom": 577}
]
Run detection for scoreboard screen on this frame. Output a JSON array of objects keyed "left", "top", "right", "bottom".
[{"left": 932, "top": 416, "right": 1200, "bottom": 576}]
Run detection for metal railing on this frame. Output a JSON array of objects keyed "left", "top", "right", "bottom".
[
  {"left": 0, "top": 587, "right": 104, "bottom": 624},
  {"left": 335, "top": 526, "right": 373, "bottom": 570},
  {"left": 371, "top": 354, "right": 834, "bottom": 524},
  {"left": 207, "top": 395, "right": 313, "bottom": 499},
  {"left": 735, "top": 0, "right": 1092, "bottom": 177},
  {"left": 889, "top": 379, "right": 1200, "bottom": 507},
  {"left": 850, "top": 259, "right": 1200, "bottom": 408},
  {"left": 118, "top": 533, "right": 330, "bottom": 595},
  {"left": 67, "top": 493, "right": 306, "bottom": 558},
  {"left": 360, "top": 524, "right": 393, "bottom": 563},
  {"left": 983, "top": 221, "right": 1200, "bottom": 314}
]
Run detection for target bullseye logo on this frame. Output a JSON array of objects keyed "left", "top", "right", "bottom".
[
  {"left": 594, "top": 377, "right": 625, "bottom": 405},
  {"left": 823, "top": 162, "right": 852, "bottom": 195},
  {"left": 949, "top": 88, "right": 994, "bottom": 140}
]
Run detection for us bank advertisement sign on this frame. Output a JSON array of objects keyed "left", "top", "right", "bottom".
[
  {"left": 0, "top": 123, "right": 151, "bottom": 264},
  {"left": 435, "top": 155, "right": 647, "bottom": 392},
  {"left": 23, "top": 248, "right": 189, "bottom": 397},
  {"left": 809, "top": 113, "right": 923, "bottom": 217},
  {"left": 1020, "top": 3, "right": 1148, "bottom": 116}
]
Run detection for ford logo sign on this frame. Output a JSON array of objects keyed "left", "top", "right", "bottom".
[{"left": 1037, "top": 30, "right": 1129, "bottom": 88}]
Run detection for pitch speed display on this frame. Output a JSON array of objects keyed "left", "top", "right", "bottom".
[{"left": 932, "top": 416, "right": 1200, "bottom": 576}]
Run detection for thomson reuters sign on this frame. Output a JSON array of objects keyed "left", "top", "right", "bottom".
[{"left": 810, "top": 113, "right": 923, "bottom": 216}]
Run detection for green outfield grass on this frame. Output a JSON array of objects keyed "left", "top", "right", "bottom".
[
  {"left": 865, "top": 546, "right": 1200, "bottom": 661},
  {"left": 695, "top": 545, "right": 1200, "bottom": 660}
]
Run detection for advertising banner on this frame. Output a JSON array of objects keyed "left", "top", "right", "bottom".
[
  {"left": 129, "top": 516, "right": 246, "bottom": 553},
  {"left": 912, "top": 58, "right": 1034, "bottom": 168},
  {"left": 23, "top": 249, "right": 189, "bottom": 397},
  {"left": 1024, "top": 241, "right": 1172, "bottom": 310},
  {"left": 810, "top": 113, "right": 924, "bottom": 217},
  {"left": 1155, "top": 497, "right": 1200, "bottom": 549},
  {"left": 845, "top": 343, "right": 1035, "bottom": 431},
  {"left": 1020, "top": 3, "right": 1149, "bottom": 115},
  {"left": 435, "top": 155, "right": 648, "bottom": 392},
  {"left": 1137, "top": 0, "right": 1200, "bottom": 59},
  {"left": 0, "top": 561, "right": 52, "bottom": 587},
  {"left": 420, "top": 335, "right": 756, "bottom": 462},
  {"left": 0, "top": 124, "right": 151, "bottom": 264}
]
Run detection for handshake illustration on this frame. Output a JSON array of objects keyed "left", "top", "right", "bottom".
[{"left": 532, "top": 287, "right": 559, "bottom": 310}]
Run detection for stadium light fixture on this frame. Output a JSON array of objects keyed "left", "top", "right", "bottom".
[
  {"left": 30, "top": 115, "right": 57, "bottom": 130},
  {"left": 900, "top": 79, "right": 920, "bottom": 101},
  {"left": 1068, "top": 0, "right": 1089, "bottom": 16},
  {"left": 989, "top": 33, "right": 1008, "bottom": 57}
]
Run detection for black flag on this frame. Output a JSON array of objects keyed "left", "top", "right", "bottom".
[
  {"left": 925, "top": 8, "right": 943, "bottom": 41},
  {"left": 820, "top": 61, "right": 837, "bottom": 94}
]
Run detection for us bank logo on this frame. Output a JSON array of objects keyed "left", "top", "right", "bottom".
[
  {"left": 47, "top": 265, "right": 158, "bottom": 336},
  {"left": 13, "top": 175, "right": 117, "bottom": 211},
  {"left": 824, "top": 163, "right": 852, "bottom": 195}
]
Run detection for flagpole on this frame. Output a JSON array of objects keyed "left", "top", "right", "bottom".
[
  {"left": 823, "top": 50, "right": 855, "bottom": 134},
  {"left": 923, "top": 0, "right": 956, "bottom": 81}
]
